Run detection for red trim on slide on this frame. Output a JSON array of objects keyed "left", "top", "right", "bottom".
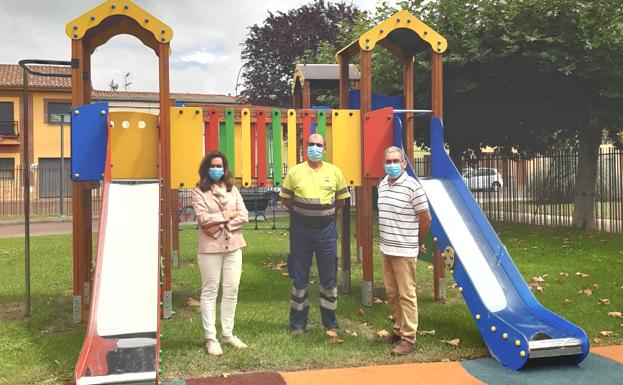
[{"left": 74, "top": 118, "right": 114, "bottom": 380}]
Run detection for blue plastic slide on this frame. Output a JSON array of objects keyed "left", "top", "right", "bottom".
[{"left": 394, "top": 116, "right": 589, "bottom": 370}]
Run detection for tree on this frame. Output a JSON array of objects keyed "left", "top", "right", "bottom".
[
  {"left": 370, "top": 0, "right": 623, "bottom": 230},
  {"left": 240, "top": 0, "right": 361, "bottom": 106}
]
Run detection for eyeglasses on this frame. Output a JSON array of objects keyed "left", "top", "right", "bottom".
[
  {"left": 384, "top": 159, "right": 403, "bottom": 165},
  {"left": 308, "top": 142, "right": 324, "bottom": 148}
]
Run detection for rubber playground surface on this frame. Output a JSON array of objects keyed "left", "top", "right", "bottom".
[{"left": 164, "top": 345, "right": 623, "bottom": 385}]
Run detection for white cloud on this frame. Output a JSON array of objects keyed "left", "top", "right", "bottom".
[{"left": 0, "top": 0, "right": 387, "bottom": 96}]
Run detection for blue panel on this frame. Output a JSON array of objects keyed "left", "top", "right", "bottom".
[{"left": 71, "top": 102, "right": 108, "bottom": 181}]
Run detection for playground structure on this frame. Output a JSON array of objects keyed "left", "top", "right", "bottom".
[{"left": 63, "top": 1, "right": 589, "bottom": 382}]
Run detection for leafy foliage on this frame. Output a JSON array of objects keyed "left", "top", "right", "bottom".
[{"left": 240, "top": 0, "right": 361, "bottom": 106}]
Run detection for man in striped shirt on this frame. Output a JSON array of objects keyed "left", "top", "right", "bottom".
[
  {"left": 377, "top": 146, "right": 431, "bottom": 355},
  {"left": 280, "top": 133, "right": 350, "bottom": 338}
]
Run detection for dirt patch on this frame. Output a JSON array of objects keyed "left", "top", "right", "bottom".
[
  {"left": 187, "top": 372, "right": 286, "bottom": 385},
  {"left": 0, "top": 302, "right": 26, "bottom": 320}
]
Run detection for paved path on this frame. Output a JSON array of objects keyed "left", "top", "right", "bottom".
[
  {"left": 0, "top": 218, "right": 99, "bottom": 238},
  {"left": 165, "top": 345, "right": 623, "bottom": 385}
]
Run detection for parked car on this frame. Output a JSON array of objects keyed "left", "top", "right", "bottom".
[{"left": 462, "top": 167, "right": 503, "bottom": 192}]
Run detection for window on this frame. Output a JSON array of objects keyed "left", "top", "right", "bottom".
[
  {"left": 0, "top": 158, "right": 15, "bottom": 180},
  {"left": 0, "top": 102, "right": 16, "bottom": 136},
  {"left": 46, "top": 101, "right": 71, "bottom": 124}
]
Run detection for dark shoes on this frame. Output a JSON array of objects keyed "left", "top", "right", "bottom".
[
  {"left": 385, "top": 332, "right": 402, "bottom": 344},
  {"left": 391, "top": 339, "right": 415, "bottom": 356}
]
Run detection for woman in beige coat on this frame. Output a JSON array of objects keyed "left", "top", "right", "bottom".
[{"left": 191, "top": 151, "right": 249, "bottom": 356}]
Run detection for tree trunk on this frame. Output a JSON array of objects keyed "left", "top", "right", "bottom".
[{"left": 572, "top": 107, "right": 601, "bottom": 230}]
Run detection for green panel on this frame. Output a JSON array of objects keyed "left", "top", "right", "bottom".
[
  {"left": 225, "top": 108, "right": 235, "bottom": 173},
  {"left": 266, "top": 123, "right": 272, "bottom": 179},
  {"left": 218, "top": 122, "right": 226, "bottom": 153},
  {"left": 317, "top": 110, "right": 327, "bottom": 161},
  {"left": 272, "top": 109, "right": 283, "bottom": 185}
]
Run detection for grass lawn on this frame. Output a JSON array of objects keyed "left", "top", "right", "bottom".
[{"left": 1, "top": 216, "right": 622, "bottom": 384}]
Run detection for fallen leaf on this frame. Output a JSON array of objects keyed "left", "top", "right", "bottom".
[
  {"left": 387, "top": 315, "right": 394, "bottom": 321},
  {"left": 345, "top": 330, "right": 358, "bottom": 337},
  {"left": 593, "top": 283, "right": 600, "bottom": 289},
  {"left": 599, "top": 299, "right": 611, "bottom": 305},
  {"left": 377, "top": 330, "right": 390, "bottom": 338},
  {"left": 186, "top": 297, "right": 200, "bottom": 307},
  {"left": 593, "top": 338, "right": 602, "bottom": 344},
  {"left": 329, "top": 337, "right": 344, "bottom": 344},
  {"left": 536, "top": 286, "right": 544, "bottom": 294},
  {"left": 441, "top": 358, "right": 450, "bottom": 362},
  {"left": 373, "top": 298, "right": 384, "bottom": 304},
  {"left": 427, "top": 264, "right": 433, "bottom": 269},
  {"left": 325, "top": 329, "right": 338, "bottom": 338},
  {"left": 418, "top": 330, "right": 436, "bottom": 336},
  {"left": 599, "top": 331, "right": 614, "bottom": 337},
  {"left": 563, "top": 299, "right": 571, "bottom": 304},
  {"left": 357, "top": 308, "right": 365, "bottom": 317},
  {"left": 579, "top": 287, "right": 593, "bottom": 296},
  {"left": 576, "top": 272, "right": 590, "bottom": 278},
  {"left": 281, "top": 272, "right": 289, "bottom": 277},
  {"left": 441, "top": 338, "right": 461, "bottom": 347},
  {"left": 531, "top": 276, "right": 545, "bottom": 284},
  {"left": 608, "top": 311, "right": 623, "bottom": 318},
  {"left": 559, "top": 272, "right": 569, "bottom": 277},
  {"left": 222, "top": 373, "right": 230, "bottom": 378}
]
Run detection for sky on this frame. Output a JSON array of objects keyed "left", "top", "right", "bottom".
[{"left": 0, "top": 0, "right": 385, "bottom": 96}]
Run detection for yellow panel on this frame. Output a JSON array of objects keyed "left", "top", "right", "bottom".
[
  {"left": 358, "top": 10, "right": 447, "bottom": 54},
  {"left": 331, "top": 110, "right": 361, "bottom": 186},
  {"left": 170, "top": 107, "right": 203, "bottom": 189},
  {"left": 234, "top": 123, "right": 242, "bottom": 178},
  {"left": 287, "top": 109, "right": 297, "bottom": 169},
  {"left": 66, "top": 0, "right": 173, "bottom": 42},
  {"left": 109, "top": 111, "right": 159, "bottom": 180},
  {"left": 241, "top": 108, "right": 252, "bottom": 188}
]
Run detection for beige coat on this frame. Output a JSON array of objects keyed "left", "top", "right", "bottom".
[{"left": 191, "top": 185, "right": 248, "bottom": 254}]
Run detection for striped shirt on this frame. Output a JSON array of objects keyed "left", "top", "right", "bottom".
[{"left": 377, "top": 172, "right": 429, "bottom": 257}]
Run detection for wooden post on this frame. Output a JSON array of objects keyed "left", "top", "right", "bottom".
[
  {"left": 433, "top": 237, "right": 446, "bottom": 303},
  {"left": 359, "top": 49, "right": 373, "bottom": 307},
  {"left": 171, "top": 189, "right": 180, "bottom": 269},
  {"left": 431, "top": 53, "right": 443, "bottom": 119},
  {"left": 302, "top": 80, "right": 311, "bottom": 110},
  {"left": 403, "top": 54, "right": 414, "bottom": 163},
  {"left": 338, "top": 56, "right": 351, "bottom": 294},
  {"left": 159, "top": 44, "right": 173, "bottom": 319}
]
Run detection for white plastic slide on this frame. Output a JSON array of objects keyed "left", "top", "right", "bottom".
[{"left": 75, "top": 182, "right": 160, "bottom": 385}]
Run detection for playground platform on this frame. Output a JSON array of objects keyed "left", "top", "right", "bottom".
[{"left": 164, "top": 345, "right": 623, "bottom": 385}]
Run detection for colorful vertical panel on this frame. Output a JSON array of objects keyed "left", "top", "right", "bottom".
[
  {"left": 331, "top": 109, "right": 361, "bottom": 186},
  {"left": 205, "top": 108, "right": 219, "bottom": 154},
  {"left": 316, "top": 110, "right": 327, "bottom": 161},
  {"left": 272, "top": 109, "right": 283, "bottom": 185},
  {"left": 109, "top": 111, "right": 159, "bottom": 180},
  {"left": 234, "top": 122, "right": 242, "bottom": 178},
  {"left": 363, "top": 108, "right": 394, "bottom": 179},
  {"left": 170, "top": 107, "right": 203, "bottom": 189},
  {"left": 256, "top": 110, "right": 267, "bottom": 186},
  {"left": 218, "top": 122, "right": 226, "bottom": 153},
  {"left": 225, "top": 108, "right": 235, "bottom": 174},
  {"left": 241, "top": 108, "right": 252, "bottom": 187},
  {"left": 302, "top": 109, "right": 312, "bottom": 161},
  {"left": 287, "top": 109, "right": 297, "bottom": 170},
  {"left": 70, "top": 102, "right": 108, "bottom": 181}
]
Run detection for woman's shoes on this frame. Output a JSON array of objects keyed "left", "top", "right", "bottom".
[
  {"left": 205, "top": 339, "right": 223, "bottom": 356},
  {"left": 222, "top": 335, "right": 248, "bottom": 349}
]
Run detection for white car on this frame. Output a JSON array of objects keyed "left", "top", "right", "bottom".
[{"left": 462, "top": 167, "right": 503, "bottom": 192}]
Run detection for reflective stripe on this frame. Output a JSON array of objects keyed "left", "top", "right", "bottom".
[
  {"left": 290, "top": 298, "right": 309, "bottom": 311},
  {"left": 293, "top": 206, "right": 335, "bottom": 217},
  {"left": 291, "top": 286, "right": 307, "bottom": 298},
  {"left": 293, "top": 199, "right": 335, "bottom": 210},
  {"left": 320, "top": 285, "right": 337, "bottom": 298},
  {"left": 319, "top": 297, "right": 337, "bottom": 310},
  {"left": 281, "top": 187, "right": 294, "bottom": 196},
  {"left": 336, "top": 187, "right": 349, "bottom": 197},
  {"left": 293, "top": 196, "right": 322, "bottom": 204}
]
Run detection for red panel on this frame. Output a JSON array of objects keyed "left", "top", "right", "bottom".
[
  {"left": 302, "top": 109, "right": 312, "bottom": 161},
  {"left": 363, "top": 107, "right": 394, "bottom": 179},
  {"left": 205, "top": 108, "right": 219, "bottom": 153},
  {"left": 251, "top": 122, "right": 257, "bottom": 178},
  {"left": 256, "top": 110, "right": 267, "bottom": 186}
]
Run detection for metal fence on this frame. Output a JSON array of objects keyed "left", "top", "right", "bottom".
[
  {"left": 412, "top": 147, "right": 623, "bottom": 233},
  {"left": 0, "top": 166, "right": 102, "bottom": 218}
]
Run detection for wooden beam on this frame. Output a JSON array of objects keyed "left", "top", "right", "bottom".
[
  {"left": 358, "top": 49, "right": 373, "bottom": 306},
  {"left": 431, "top": 53, "right": 444, "bottom": 119},
  {"left": 302, "top": 80, "right": 311, "bottom": 109},
  {"left": 337, "top": 55, "right": 351, "bottom": 293},
  {"left": 403, "top": 54, "right": 414, "bottom": 163}
]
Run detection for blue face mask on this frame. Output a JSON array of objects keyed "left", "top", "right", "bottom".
[
  {"left": 307, "top": 145, "right": 323, "bottom": 162},
  {"left": 385, "top": 163, "right": 403, "bottom": 179},
  {"left": 208, "top": 167, "right": 224, "bottom": 181}
]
